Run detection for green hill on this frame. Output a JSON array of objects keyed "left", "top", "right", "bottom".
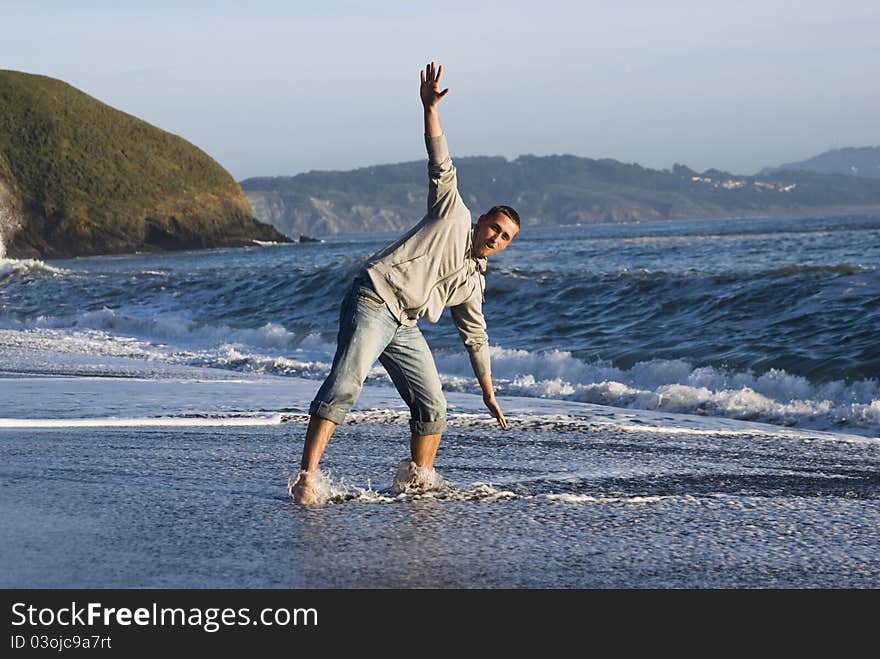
[
  {"left": 0, "top": 70, "right": 287, "bottom": 258},
  {"left": 761, "top": 146, "right": 880, "bottom": 179},
  {"left": 243, "top": 155, "right": 880, "bottom": 238}
]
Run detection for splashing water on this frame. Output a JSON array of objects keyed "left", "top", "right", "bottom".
[
  {"left": 392, "top": 459, "right": 448, "bottom": 494},
  {"left": 285, "top": 461, "right": 522, "bottom": 506},
  {"left": 288, "top": 470, "right": 351, "bottom": 505}
]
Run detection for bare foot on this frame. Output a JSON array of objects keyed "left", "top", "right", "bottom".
[{"left": 289, "top": 470, "right": 319, "bottom": 505}]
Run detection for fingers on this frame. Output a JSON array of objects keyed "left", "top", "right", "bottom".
[
  {"left": 486, "top": 399, "right": 508, "bottom": 429},
  {"left": 422, "top": 61, "right": 444, "bottom": 84}
]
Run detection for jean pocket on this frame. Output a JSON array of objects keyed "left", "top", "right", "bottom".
[{"left": 356, "top": 287, "right": 385, "bottom": 308}]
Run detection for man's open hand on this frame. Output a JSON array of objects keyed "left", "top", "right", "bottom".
[
  {"left": 483, "top": 392, "right": 508, "bottom": 429},
  {"left": 420, "top": 61, "right": 449, "bottom": 108}
]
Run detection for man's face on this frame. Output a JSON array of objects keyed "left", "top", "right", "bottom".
[{"left": 473, "top": 212, "right": 519, "bottom": 258}]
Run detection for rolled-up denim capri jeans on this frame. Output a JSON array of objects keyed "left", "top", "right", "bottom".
[{"left": 309, "top": 275, "right": 447, "bottom": 435}]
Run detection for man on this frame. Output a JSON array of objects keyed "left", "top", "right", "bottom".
[{"left": 291, "top": 61, "right": 520, "bottom": 504}]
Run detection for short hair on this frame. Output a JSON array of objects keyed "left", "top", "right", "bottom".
[{"left": 487, "top": 204, "right": 520, "bottom": 228}]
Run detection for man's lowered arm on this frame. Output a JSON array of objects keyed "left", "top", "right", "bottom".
[
  {"left": 451, "top": 297, "right": 508, "bottom": 429},
  {"left": 478, "top": 373, "right": 508, "bottom": 429}
]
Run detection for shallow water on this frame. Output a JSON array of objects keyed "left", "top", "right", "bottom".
[{"left": 2, "top": 396, "right": 877, "bottom": 588}]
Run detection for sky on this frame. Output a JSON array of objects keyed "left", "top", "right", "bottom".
[{"left": 2, "top": 0, "right": 878, "bottom": 180}]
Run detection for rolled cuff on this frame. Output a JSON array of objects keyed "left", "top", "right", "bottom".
[
  {"left": 411, "top": 417, "right": 447, "bottom": 435},
  {"left": 309, "top": 400, "right": 347, "bottom": 425},
  {"left": 425, "top": 133, "right": 450, "bottom": 165}
]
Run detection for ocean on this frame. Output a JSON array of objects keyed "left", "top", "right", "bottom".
[{"left": 1, "top": 213, "right": 879, "bottom": 587}]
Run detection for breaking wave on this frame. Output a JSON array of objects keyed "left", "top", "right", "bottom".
[
  {"left": 2, "top": 215, "right": 879, "bottom": 437},
  {"left": 436, "top": 347, "right": 880, "bottom": 436},
  {"left": 0, "top": 257, "right": 67, "bottom": 283}
]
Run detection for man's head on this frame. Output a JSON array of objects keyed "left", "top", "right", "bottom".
[{"left": 473, "top": 205, "right": 520, "bottom": 258}]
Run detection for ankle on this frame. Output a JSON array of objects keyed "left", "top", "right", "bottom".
[{"left": 294, "top": 469, "right": 316, "bottom": 485}]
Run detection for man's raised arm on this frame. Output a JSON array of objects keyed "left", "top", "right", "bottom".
[
  {"left": 421, "top": 60, "right": 447, "bottom": 137},
  {"left": 421, "top": 61, "right": 461, "bottom": 219}
]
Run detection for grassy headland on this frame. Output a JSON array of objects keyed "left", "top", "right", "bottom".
[{"left": 0, "top": 70, "right": 287, "bottom": 258}]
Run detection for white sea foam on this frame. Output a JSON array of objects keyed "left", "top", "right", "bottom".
[
  {"left": 50, "top": 308, "right": 302, "bottom": 350},
  {"left": 2, "top": 315, "right": 877, "bottom": 436},
  {"left": 195, "top": 345, "right": 335, "bottom": 379},
  {"left": 0, "top": 414, "right": 283, "bottom": 428},
  {"left": 0, "top": 327, "right": 189, "bottom": 365},
  {"left": 0, "top": 257, "right": 67, "bottom": 282},
  {"left": 434, "top": 347, "right": 880, "bottom": 436},
  {"left": 11, "top": 307, "right": 342, "bottom": 364},
  {"left": 401, "top": 483, "right": 520, "bottom": 502},
  {"left": 286, "top": 473, "right": 521, "bottom": 505},
  {"left": 545, "top": 494, "right": 669, "bottom": 504}
]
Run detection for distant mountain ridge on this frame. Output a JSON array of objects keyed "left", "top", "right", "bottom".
[
  {"left": 761, "top": 146, "right": 880, "bottom": 179},
  {"left": 0, "top": 70, "right": 287, "bottom": 258},
  {"left": 242, "top": 152, "right": 880, "bottom": 238}
]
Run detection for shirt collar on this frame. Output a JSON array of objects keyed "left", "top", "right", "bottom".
[{"left": 470, "top": 225, "right": 487, "bottom": 273}]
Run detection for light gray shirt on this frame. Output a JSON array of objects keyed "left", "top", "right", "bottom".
[{"left": 364, "top": 133, "right": 491, "bottom": 378}]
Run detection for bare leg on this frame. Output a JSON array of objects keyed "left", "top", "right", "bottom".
[
  {"left": 300, "top": 415, "right": 337, "bottom": 472},
  {"left": 410, "top": 433, "right": 441, "bottom": 469},
  {"left": 291, "top": 415, "right": 337, "bottom": 504}
]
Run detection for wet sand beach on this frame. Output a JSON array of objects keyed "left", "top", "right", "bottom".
[{"left": 2, "top": 376, "right": 877, "bottom": 588}]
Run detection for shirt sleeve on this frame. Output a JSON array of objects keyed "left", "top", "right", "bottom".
[
  {"left": 425, "top": 133, "right": 462, "bottom": 220},
  {"left": 450, "top": 282, "right": 491, "bottom": 379}
]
